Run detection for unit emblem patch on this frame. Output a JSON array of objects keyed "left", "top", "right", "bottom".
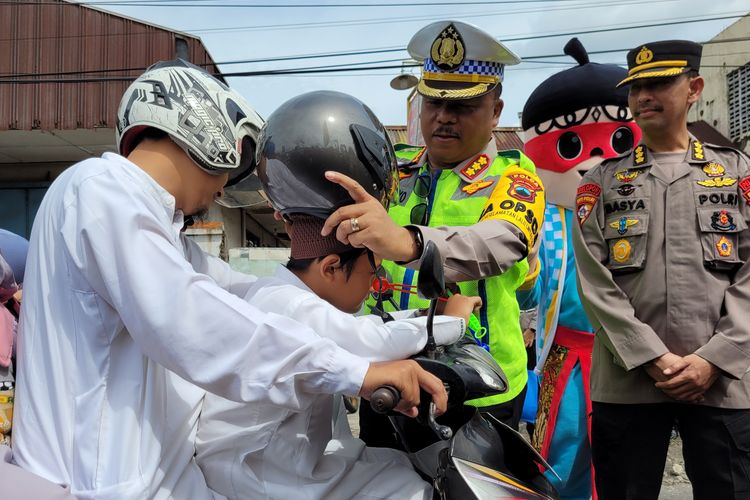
[
  {"left": 716, "top": 236, "right": 733, "bottom": 257},
  {"left": 711, "top": 210, "right": 737, "bottom": 232},
  {"left": 612, "top": 239, "right": 632, "bottom": 263}
]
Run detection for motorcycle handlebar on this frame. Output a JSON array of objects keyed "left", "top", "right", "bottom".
[{"left": 369, "top": 385, "right": 400, "bottom": 414}]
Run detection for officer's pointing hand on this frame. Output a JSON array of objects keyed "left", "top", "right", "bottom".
[{"left": 322, "top": 171, "right": 420, "bottom": 262}]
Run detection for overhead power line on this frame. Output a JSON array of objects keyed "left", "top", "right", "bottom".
[
  {"left": 0, "top": 0, "right": 681, "bottom": 41},
  {"left": 2, "top": 0, "right": 633, "bottom": 7},
  {"left": 1, "top": 13, "right": 746, "bottom": 80}
]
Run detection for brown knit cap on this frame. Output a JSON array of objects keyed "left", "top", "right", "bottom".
[{"left": 287, "top": 214, "right": 355, "bottom": 259}]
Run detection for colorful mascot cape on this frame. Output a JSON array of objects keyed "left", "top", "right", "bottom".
[{"left": 519, "top": 38, "right": 641, "bottom": 499}]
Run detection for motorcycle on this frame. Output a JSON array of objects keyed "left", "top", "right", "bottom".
[{"left": 368, "top": 241, "right": 559, "bottom": 500}]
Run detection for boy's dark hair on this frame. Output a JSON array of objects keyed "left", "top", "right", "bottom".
[
  {"left": 128, "top": 127, "right": 169, "bottom": 152},
  {"left": 286, "top": 247, "right": 368, "bottom": 280}
]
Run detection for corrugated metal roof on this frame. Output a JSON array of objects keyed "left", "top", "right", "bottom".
[
  {"left": 687, "top": 120, "right": 738, "bottom": 148},
  {"left": 385, "top": 126, "right": 524, "bottom": 151},
  {"left": 0, "top": 0, "right": 220, "bottom": 131}
]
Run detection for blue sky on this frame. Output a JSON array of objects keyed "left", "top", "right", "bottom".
[{"left": 92, "top": 0, "right": 749, "bottom": 127}]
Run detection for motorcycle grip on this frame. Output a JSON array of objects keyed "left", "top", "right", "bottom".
[{"left": 369, "top": 385, "right": 400, "bottom": 414}]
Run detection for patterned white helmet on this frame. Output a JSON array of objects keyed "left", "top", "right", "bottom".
[{"left": 116, "top": 60, "right": 263, "bottom": 192}]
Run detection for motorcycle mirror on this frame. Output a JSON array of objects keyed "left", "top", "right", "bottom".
[{"left": 417, "top": 241, "right": 444, "bottom": 300}]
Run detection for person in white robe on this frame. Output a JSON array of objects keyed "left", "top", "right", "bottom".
[{"left": 196, "top": 90, "right": 480, "bottom": 500}]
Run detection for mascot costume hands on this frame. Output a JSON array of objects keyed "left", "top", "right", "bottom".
[{"left": 519, "top": 38, "right": 641, "bottom": 499}]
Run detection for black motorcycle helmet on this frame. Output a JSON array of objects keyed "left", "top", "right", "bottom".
[{"left": 256, "top": 90, "right": 398, "bottom": 219}]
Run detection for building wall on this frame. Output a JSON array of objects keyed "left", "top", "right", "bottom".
[
  {"left": 688, "top": 15, "right": 750, "bottom": 155},
  {"left": 0, "top": 0, "right": 219, "bottom": 132}
]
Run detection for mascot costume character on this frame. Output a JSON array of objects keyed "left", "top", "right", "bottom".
[{"left": 519, "top": 38, "right": 641, "bottom": 499}]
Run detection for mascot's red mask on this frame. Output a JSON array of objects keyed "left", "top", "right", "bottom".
[
  {"left": 521, "top": 38, "right": 642, "bottom": 208},
  {"left": 524, "top": 120, "right": 642, "bottom": 174}
]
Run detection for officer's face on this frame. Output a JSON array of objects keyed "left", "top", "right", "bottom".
[
  {"left": 420, "top": 91, "right": 502, "bottom": 168},
  {"left": 627, "top": 74, "right": 704, "bottom": 134}
]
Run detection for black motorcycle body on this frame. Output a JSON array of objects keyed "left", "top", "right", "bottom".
[{"left": 369, "top": 241, "right": 559, "bottom": 499}]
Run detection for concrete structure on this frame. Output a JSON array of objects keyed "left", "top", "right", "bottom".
[{"left": 689, "top": 14, "right": 750, "bottom": 155}]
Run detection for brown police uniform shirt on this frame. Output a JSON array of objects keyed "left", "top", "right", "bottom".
[{"left": 573, "top": 138, "right": 750, "bottom": 408}]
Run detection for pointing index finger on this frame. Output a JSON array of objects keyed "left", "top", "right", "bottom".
[
  {"left": 325, "top": 171, "right": 372, "bottom": 203},
  {"left": 321, "top": 171, "right": 374, "bottom": 236}
]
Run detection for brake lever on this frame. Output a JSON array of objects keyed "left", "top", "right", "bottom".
[{"left": 428, "top": 401, "right": 453, "bottom": 441}]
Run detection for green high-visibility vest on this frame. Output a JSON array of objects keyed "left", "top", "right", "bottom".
[{"left": 377, "top": 145, "right": 538, "bottom": 406}]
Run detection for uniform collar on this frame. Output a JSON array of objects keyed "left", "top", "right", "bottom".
[
  {"left": 629, "top": 135, "right": 706, "bottom": 167},
  {"left": 625, "top": 135, "right": 705, "bottom": 184}
]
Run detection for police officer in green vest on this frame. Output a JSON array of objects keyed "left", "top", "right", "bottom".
[{"left": 322, "top": 20, "right": 545, "bottom": 444}]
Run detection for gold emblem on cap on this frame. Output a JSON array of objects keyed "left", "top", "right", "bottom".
[
  {"left": 635, "top": 46, "right": 654, "bottom": 65},
  {"left": 430, "top": 23, "right": 465, "bottom": 71}
]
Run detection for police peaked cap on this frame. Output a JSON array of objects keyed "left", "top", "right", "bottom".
[
  {"left": 617, "top": 39, "right": 702, "bottom": 87},
  {"left": 521, "top": 38, "right": 629, "bottom": 130}
]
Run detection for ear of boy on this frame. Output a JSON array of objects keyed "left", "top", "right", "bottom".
[{"left": 319, "top": 254, "right": 343, "bottom": 283}]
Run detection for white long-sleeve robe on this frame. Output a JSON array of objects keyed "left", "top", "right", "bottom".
[
  {"left": 196, "top": 266, "right": 464, "bottom": 500},
  {"left": 12, "top": 153, "right": 368, "bottom": 499}
]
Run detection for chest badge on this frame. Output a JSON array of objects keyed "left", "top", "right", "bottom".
[
  {"left": 697, "top": 177, "right": 737, "bottom": 188},
  {"left": 610, "top": 217, "right": 639, "bottom": 235},
  {"left": 716, "top": 236, "right": 733, "bottom": 257},
  {"left": 702, "top": 162, "right": 726, "bottom": 178},
  {"left": 612, "top": 239, "right": 632, "bottom": 263},
  {"left": 615, "top": 184, "right": 636, "bottom": 196},
  {"left": 615, "top": 169, "right": 640, "bottom": 183},
  {"left": 462, "top": 179, "right": 494, "bottom": 195},
  {"left": 711, "top": 210, "right": 737, "bottom": 231}
]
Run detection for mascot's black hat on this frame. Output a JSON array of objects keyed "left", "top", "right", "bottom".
[{"left": 521, "top": 38, "right": 629, "bottom": 130}]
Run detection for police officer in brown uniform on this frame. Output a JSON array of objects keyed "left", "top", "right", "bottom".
[{"left": 573, "top": 40, "right": 750, "bottom": 499}]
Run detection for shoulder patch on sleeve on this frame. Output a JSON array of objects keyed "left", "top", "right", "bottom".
[
  {"left": 739, "top": 176, "right": 750, "bottom": 206},
  {"left": 576, "top": 183, "right": 601, "bottom": 225}
]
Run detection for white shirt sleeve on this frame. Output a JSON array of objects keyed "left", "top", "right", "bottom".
[
  {"left": 181, "top": 235, "right": 257, "bottom": 297},
  {"left": 262, "top": 288, "right": 464, "bottom": 362},
  {"left": 62, "top": 173, "right": 367, "bottom": 408}
]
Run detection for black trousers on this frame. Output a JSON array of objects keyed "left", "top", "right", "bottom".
[
  {"left": 359, "top": 385, "right": 527, "bottom": 451},
  {"left": 592, "top": 401, "right": 750, "bottom": 500}
]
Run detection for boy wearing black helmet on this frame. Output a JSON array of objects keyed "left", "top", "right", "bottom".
[{"left": 195, "top": 91, "right": 480, "bottom": 499}]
